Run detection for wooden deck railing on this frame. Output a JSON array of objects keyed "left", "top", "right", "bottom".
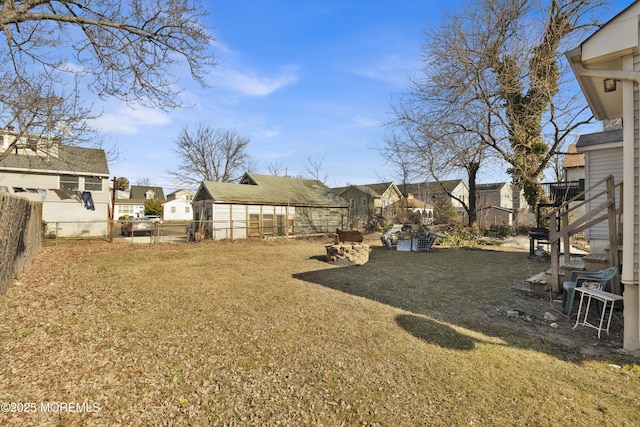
[{"left": 544, "top": 175, "right": 622, "bottom": 294}]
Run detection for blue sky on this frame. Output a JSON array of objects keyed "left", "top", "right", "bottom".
[
  {"left": 95, "top": 0, "right": 455, "bottom": 191},
  {"left": 95, "top": 0, "right": 628, "bottom": 192}
]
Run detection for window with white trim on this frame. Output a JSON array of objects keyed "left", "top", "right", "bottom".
[
  {"left": 84, "top": 176, "right": 102, "bottom": 191},
  {"left": 60, "top": 175, "right": 79, "bottom": 190}
]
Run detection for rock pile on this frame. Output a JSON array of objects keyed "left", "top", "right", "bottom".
[{"left": 324, "top": 243, "right": 370, "bottom": 265}]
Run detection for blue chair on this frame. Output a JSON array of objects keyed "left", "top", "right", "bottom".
[{"left": 562, "top": 266, "right": 618, "bottom": 316}]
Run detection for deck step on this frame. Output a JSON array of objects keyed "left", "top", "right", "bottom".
[
  {"left": 526, "top": 271, "right": 547, "bottom": 284},
  {"left": 583, "top": 252, "right": 607, "bottom": 262}
]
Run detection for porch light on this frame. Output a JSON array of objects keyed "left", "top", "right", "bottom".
[{"left": 603, "top": 78, "right": 617, "bottom": 93}]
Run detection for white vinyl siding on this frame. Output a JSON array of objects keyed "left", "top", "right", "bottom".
[
  {"left": 634, "top": 69, "right": 639, "bottom": 283},
  {"left": 209, "top": 203, "right": 295, "bottom": 240},
  {"left": 584, "top": 146, "right": 624, "bottom": 242}
]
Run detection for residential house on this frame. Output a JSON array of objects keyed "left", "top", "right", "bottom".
[
  {"left": 576, "top": 129, "right": 623, "bottom": 252},
  {"left": 113, "top": 185, "right": 165, "bottom": 219},
  {"left": 193, "top": 173, "right": 348, "bottom": 240},
  {"left": 163, "top": 189, "right": 195, "bottom": 221},
  {"left": 476, "top": 182, "right": 513, "bottom": 209},
  {"left": 388, "top": 196, "right": 434, "bottom": 225},
  {"left": 333, "top": 182, "right": 402, "bottom": 226},
  {"left": 401, "top": 179, "right": 469, "bottom": 222},
  {"left": 113, "top": 198, "right": 145, "bottom": 219},
  {"left": 566, "top": 0, "right": 640, "bottom": 350},
  {"left": 512, "top": 188, "right": 530, "bottom": 212},
  {"left": 130, "top": 185, "right": 166, "bottom": 200},
  {"left": 562, "top": 143, "right": 586, "bottom": 183},
  {"left": 0, "top": 130, "right": 110, "bottom": 237}
]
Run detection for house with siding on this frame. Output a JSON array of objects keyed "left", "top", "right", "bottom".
[
  {"left": 388, "top": 196, "right": 434, "bottom": 225},
  {"left": 332, "top": 182, "right": 403, "bottom": 227},
  {"left": 193, "top": 173, "right": 348, "bottom": 240},
  {"left": 162, "top": 189, "right": 194, "bottom": 221},
  {"left": 576, "top": 128, "right": 624, "bottom": 253},
  {"left": 113, "top": 185, "right": 166, "bottom": 219},
  {"left": 401, "top": 179, "right": 469, "bottom": 222},
  {"left": 566, "top": 0, "right": 640, "bottom": 350},
  {"left": 0, "top": 131, "right": 110, "bottom": 237},
  {"left": 476, "top": 182, "right": 513, "bottom": 209}
]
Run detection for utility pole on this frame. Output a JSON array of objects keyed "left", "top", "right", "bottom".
[{"left": 109, "top": 176, "right": 117, "bottom": 242}]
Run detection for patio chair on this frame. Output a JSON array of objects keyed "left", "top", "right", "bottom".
[{"left": 562, "top": 266, "right": 618, "bottom": 317}]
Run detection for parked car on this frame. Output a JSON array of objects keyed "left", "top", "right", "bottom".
[
  {"left": 143, "top": 215, "right": 163, "bottom": 224},
  {"left": 120, "top": 217, "right": 158, "bottom": 236}
]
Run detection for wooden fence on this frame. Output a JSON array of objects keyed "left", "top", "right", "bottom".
[{"left": 0, "top": 193, "right": 42, "bottom": 293}]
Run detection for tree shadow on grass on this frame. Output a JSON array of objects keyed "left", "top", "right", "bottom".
[
  {"left": 396, "top": 314, "right": 476, "bottom": 350},
  {"left": 293, "top": 246, "right": 632, "bottom": 363}
]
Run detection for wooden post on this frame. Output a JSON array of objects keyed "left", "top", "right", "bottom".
[
  {"left": 561, "top": 204, "right": 570, "bottom": 265},
  {"left": 549, "top": 211, "right": 559, "bottom": 293},
  {"left": 109, "top": 176, "right": 116, "bottom": 243},
  {"left": 606, "top": 176, "right": 620, "bottom": 294}
]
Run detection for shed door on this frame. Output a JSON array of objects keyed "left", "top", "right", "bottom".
[{"left": 249, "top": 214, "right": 260, "bottom": 237}]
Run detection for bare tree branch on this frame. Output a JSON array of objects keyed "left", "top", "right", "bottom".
[{"left": 167, "top": 124, "right": 252, "bottom": 186}]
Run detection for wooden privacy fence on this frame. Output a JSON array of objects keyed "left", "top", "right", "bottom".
[{"left": 0, "top": 193, "right": 42, "bottom": 293}]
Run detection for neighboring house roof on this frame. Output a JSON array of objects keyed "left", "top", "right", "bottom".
[
  {"left": 333, "top": 182, "right": 399, "bottom": 198},
  {"left": 196, "top": 172, "right": 348, "bottom": 207},
  {"left": 478, "top": 205, "right": 513, "bottom": 213},
  {"left": 0, "top": 144, "right": 109, "bottom": 176},
  {"left": 130, "top": 185, "right": 165, "bottom": 200},
  {"left": 563, "top": 144, "right": 585, "bottom": 169},
  {"left": 361, "top": 182, "right": 395, "bottom": 196},
  {"left": 402, "top": 179, "right": 468, "bottom": 197},
  {"left": 576, "top": 129, "right": 623, "bottom": 149},
  {"left": 476, "top": 182, "right": 510, "bottom": 192},
  {"left": 166, "top": 188, "right": 195, "bottom": 200},
  {"left": 389, "top": 198, "right": 434, "bottom": 209}
]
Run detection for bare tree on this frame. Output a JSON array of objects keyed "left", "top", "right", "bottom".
[
  {"left": 302, "top": 156, "right": 327, "bottom": 183},
  {"left": 265, "top": 160, "right": 286, "bottom": 176},
  {"left": 390, "top": 0, "right": 605, "bottom": 208},
  {"left": 168, "top": 125, "right": 252, "bottom": 186},
  {"left": 0, "top": 0, "right": 214, "bottom": 160},
  {"left": 382, "top": 118, "right": 488, "bottom": 225}
]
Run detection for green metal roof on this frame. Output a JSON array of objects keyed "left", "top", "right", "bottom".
[{"left": 196, "top": 173, "right": 348, "bottom": 207}]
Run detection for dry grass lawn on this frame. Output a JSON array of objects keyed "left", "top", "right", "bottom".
[{"left": 1, "top": 236, "right": 639, "bottom": 426}]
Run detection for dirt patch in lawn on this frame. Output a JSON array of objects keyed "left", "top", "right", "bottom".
[{"left": 483, "top": 287, "right": 626, "bottom": 359}]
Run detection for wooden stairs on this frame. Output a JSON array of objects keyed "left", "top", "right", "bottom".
[{"left": 518, "top": 175, "right": 622, "bottom": 296}]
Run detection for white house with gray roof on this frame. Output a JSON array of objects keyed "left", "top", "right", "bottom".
[
  {"left": 193, "top": 172, "right": 348, "bottom": 240},
  {"left": 0, "top": 131, "right": 110, "bottom": 237}
]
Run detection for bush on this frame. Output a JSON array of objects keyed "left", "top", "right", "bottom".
[
  {"left": 434, "top": 201, "right": 457, "bottom": 224},
  {"left": 439, "top": 225, "right": 481, "bottom": 247},
  {"left": 483, "top": 224, "right": 518, "bottom": 238}
]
